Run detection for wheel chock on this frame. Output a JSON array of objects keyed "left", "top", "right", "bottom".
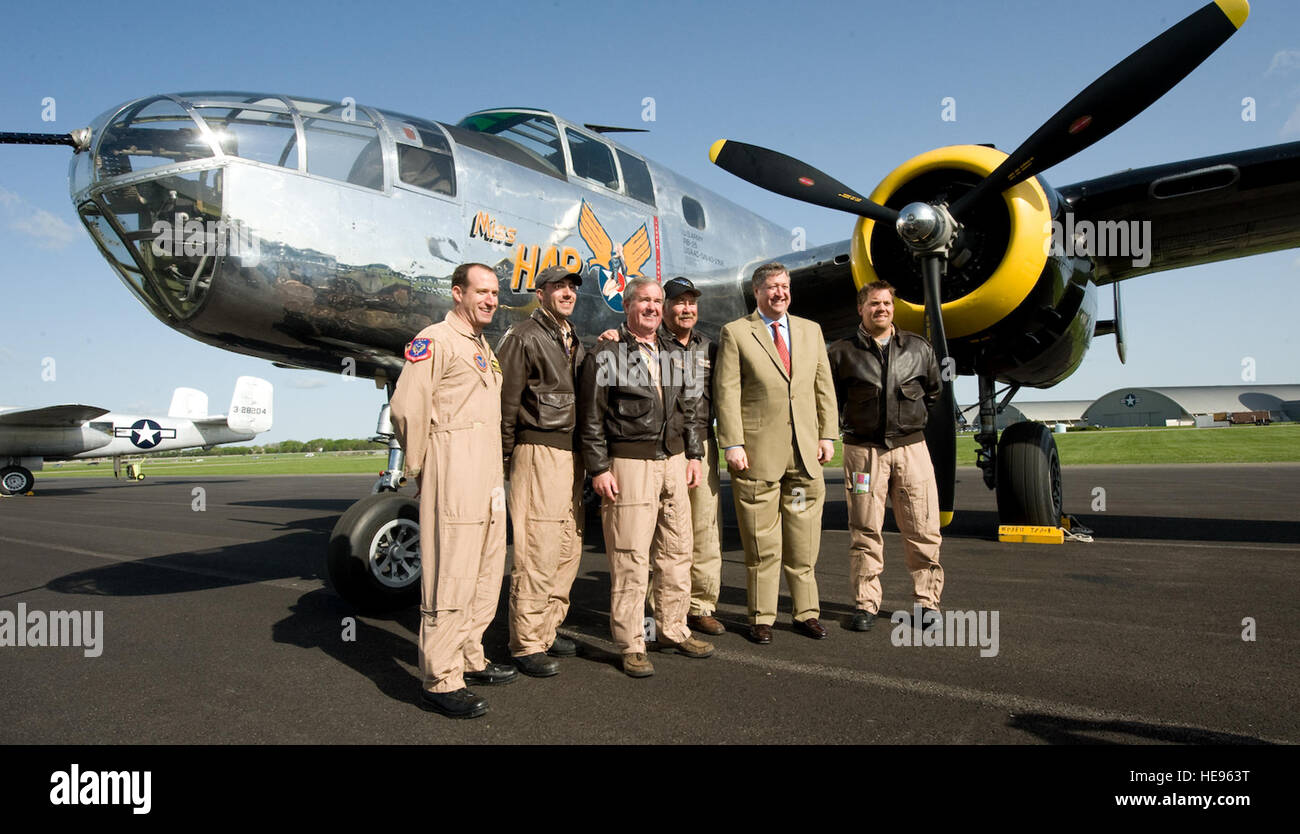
[{"left": 997, "top": 524, "right": 1065, "bottom": 544}]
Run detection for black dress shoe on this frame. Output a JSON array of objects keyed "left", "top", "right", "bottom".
[
  {"left": 420, "top": 688, "right": 488, "bottom": 719},
  {"left": 749, "top": 624, "right": 773, "bottom": 644},
  {"left": 793, "top": 617, "right": 829, "bottom": 639},
  {"left": 850, "top": 609, "right": 876, "bottom": 632},
  {"left": 463, "top": 662, "right": 518, "bottom": 686},
  {"left": 513, "top": 652, "right": 560, "bottom": 677},
  {"left": 547, "top": 634, "right": 577, "bottom": 657}
]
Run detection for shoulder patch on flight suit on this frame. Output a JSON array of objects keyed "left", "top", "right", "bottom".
[
  {"left": 405, "top": 338, "right": 432, "bottom": 362},
  {"left": 474, "top": 352, "right": 488, "bottom": 372}
]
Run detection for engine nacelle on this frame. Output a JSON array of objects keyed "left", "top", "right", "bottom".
[{"left": 848, "top": 145, "right": 1098, "bottom": 387}]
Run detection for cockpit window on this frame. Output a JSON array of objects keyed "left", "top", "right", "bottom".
[
  {"left": 565, "top": 128, "right": 618, "bottom": 190},
  {"left": 194, "top": 107, "right": 299, "bottom": 168},
  {"left": 96, "top": 97, "right": 212, "bottom": 178},
  {"left": 183, "top": 93, "right": 291, "bottom": 109},
  {"left": 302, "top": 117, "right": 384, "bottom": 190},
  {"left": 617, "top": 150, "right": 656, "bottom": 206},
  {"left": 457, "top": 112, "right": 564, "bottom": 176},
  {"left": 390, "top": 119, "right": 455, "bottom": 197}
]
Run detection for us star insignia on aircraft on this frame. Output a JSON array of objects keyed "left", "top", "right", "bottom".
[{"left": 115, "top": 419, "right": 177, "bottom": 449}]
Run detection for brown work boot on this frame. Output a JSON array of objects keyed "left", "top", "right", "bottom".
[
  {"left": 622, "top": 652, "right": 655, "bottom": 678},
  {"left": 687, "top": 613, "right": 726, "bottom": 635},
  {"left": 657, "top": 635, "right": 715, "bottom": 658}
]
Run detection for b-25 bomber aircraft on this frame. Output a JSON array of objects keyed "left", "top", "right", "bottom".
[
  {"left": 0, "top": 376, "right": 272, "bottom": 495},
  {"left": 2, "top": 0, "right": 1297, "bottom": 610}
]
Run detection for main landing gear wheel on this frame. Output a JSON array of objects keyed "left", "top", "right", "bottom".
[
  {"left": 996, "top": 422, "right": 1063, "bottom": 526},
  {"left": 0, "top": 466, "right": 34, "bottom": 495},
  {"left": 327, "top": 492, "right": 421, "bottom": 613}
]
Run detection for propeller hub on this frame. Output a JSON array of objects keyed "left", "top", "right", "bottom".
[{"left": 896, "top": 201, "right": 955, "bottom": 252}]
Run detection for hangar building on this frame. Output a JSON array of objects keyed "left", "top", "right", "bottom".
[
  {"left": 962, "top": 385, "right": 1299, "bottom": 429},
  {"left": 1084, "top": 385, "right": 1300, "bottom": 427}
]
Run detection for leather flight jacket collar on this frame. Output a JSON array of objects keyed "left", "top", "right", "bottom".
[
  {"left": 496, "top": 307, "right": 586, "bottom": 458},
  {"left": 828, "top": 325, "right": 942, "bottom": 449},
  {"left": 577, "top": 323, "right": 703, "bottom": 476}
]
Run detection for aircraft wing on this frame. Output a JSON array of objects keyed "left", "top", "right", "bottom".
[
  {"left": 1060, "top": 141, "right": 1300, "bottom": 285},
  {"left": 0, "top": 405, "right": 109, "bottom": 426}
]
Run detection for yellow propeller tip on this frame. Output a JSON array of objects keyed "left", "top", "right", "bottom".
[
  {"left": 1215, "top": 0, "right": 1249, "bottom": 29},
  {"left": 708, "top": 139, "right": 727, "bottom": 164},
  {"left": 940, "top": 511, "right": 954, "bottom": 527}
]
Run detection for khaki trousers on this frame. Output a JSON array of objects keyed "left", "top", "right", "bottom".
[
  {"left": 418, "top": 423, "right": 507, "bottom": 693},
  {"left": 507, "top": 444, "right": 584, "bottom": 657},
  {"left": 601, "top": 454, "right": 693, "bottom": 653},
  {"left": 843, "top": 441, "right": 944, "bottom": 613},
  {"left": 730, "top": 444, "right": 824, "bottom": 625},
  {"left": 689, "top": 436, "right": 723, "bottom": 616}
]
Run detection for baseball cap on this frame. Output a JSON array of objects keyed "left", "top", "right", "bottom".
[
  {"left": 663, "top": 276, "right": 700, "bottom": 299},
  {"left": 535, "top": 265, "right": 583, "bottom": 288}
]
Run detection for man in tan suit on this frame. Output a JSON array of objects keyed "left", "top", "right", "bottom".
[{"left": 714, "top": 263, "right": 838, "bottom": 644}]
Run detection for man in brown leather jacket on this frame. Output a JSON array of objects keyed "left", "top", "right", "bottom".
[
  {"left": 578, "top": 276, "right": 711, "bottom": 677},
  {"left": 827, "top": 281, "right": 945, "bottom": 633},
  {"left": 496, "top": 265, "right": 586, "bottom": 678},
  {"left": 595, "top": 276, "right": 724, "bottom": 636}
]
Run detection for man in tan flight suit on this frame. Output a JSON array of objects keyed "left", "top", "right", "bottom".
[
  {"left": 578, "top": 276, "right": 712, "bottom": 678},
  {"left": 497, "top": 265, "right": 586, "bottom": 677},
  {"left": 390, "top": 262, "right": 512, "bottom": 719}
]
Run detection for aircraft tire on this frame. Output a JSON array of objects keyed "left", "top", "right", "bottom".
[
  {"left": 0, "top": 466, "right": 34, "bottom": 496},
  {"left": 995, "top": 422, "right": 1063, "bottom": 526},
  {"left": 326, "top": 492, "right": 421, "bottom": 613}
]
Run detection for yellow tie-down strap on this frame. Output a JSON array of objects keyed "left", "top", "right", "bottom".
[{"left": 997, "top": 525, "right": 1065, "bottom": 544}]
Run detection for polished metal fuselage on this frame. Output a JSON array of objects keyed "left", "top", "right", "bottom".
[{"left": 70, "top": 94, "right": 794, "bottom": 384}]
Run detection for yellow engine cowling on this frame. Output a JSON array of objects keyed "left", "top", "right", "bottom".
[{"left": 849, "top": 145, "right": 1055, "bottom": 339}]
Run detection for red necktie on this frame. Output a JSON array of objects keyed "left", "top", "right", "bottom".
[{"left": 772, "top": 322, "right": 791, "bottom": 376}]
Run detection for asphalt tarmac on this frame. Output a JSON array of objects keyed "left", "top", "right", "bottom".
[{"left": 1, "top": 464, "right": 1297, "bottom": 745}]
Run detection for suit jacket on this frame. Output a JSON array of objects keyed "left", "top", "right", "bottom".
[{"left": 713, "top": 311, "right": 838, "bottom": 482}]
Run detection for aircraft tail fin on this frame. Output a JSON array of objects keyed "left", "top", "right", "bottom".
[
  {"left": 167, "top": 387, "right": 209, "bottom": 419},
  {"left": 224, "top": 377, "right": 273, "bottom": 434}
]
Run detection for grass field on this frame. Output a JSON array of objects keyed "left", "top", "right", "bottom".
[
  {"left": 31, "top": 423, "right": 1300, "bottom": 479},
  {"left": 38, "top": 451, "right": 392, "bottom": 479}
]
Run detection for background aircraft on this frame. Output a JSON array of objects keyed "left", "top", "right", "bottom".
[
  {"left": 0, "top": 376, "right": 272, "bottom": 494},
  {"left": 1, "top": 0, "right": 1297, "bottom": 610}
]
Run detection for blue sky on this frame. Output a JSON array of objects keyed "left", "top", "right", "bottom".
[{"left": 1, "top": 0, "right": 1297, "bottom": 442}]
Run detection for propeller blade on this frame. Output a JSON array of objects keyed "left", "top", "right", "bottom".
[
  {"left": 709, "top": 139, "right": 898, "bottom": 224},
  {"left": 950, "top": 0, "right": 1249, "bottom": 219},
  {"left": 920, "top": 254, "right": 956, "bottom": 523},
  {"left": 926, "top": 377, "right": 958, "bottom": 526},
  {"left": 920, "top": 254, "right": 949, "bottom": 362}
]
